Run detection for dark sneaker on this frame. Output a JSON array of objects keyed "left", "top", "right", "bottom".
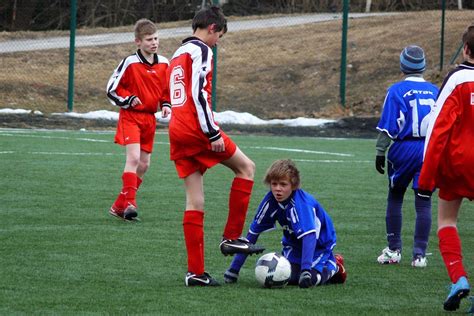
[
  {"left": 109, "top": 203, "right": 139, "bottom": 221},
  {"left": 223, "top": 269, "right": 239, "bottom": 284},
  {"left": 444, "top": 276, "right": 470, "bottom": 311},
  {"left": 219, "top": 237, "right": 265, "bottom": 256},
  {"left": 185, "top": 272, "right": 221, "bottom": 287},
  {"left": 123, "top": 204, "right": 138, "bottom": 221}
]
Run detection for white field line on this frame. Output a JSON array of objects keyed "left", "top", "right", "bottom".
[
  {"left": 0, "top": 151, "right": 120, "bottom": 156},
  {"left": 294, "top": 159, "right": 371, "bottom": 163},
  {"left": 0, "top": 132, "right": 109, "bottom": 142},
  {"left": 247, "top": 146, "right": 353, "bottom": 157},
  {"left": 1, "top": 130, "right": 359, "bottom": 159}
]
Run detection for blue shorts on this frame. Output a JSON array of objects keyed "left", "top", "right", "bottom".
[{"left": 387, "top": 139, "right": 424, "bottom": 190}]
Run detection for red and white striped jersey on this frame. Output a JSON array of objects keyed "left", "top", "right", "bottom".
[
  {"left": 168, "top": 37, "right": 221, "bottom": 160},
  {"left": 106, "top": 50, "right": 170, "bottom": 113},
  {"left": 419, "top": 61, "right": 474, "bottom": 197}
]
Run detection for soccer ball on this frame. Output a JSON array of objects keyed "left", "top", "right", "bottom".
[{"left": 255, "top": 252, "right": 291, "bottom": 288}]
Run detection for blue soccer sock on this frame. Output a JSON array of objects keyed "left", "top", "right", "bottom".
[
  {"left": 385, "top": 189, "right": 404, "bottom": 250},
  {"left": 413, "top": 194, "right": 432, "bottom": 257}
]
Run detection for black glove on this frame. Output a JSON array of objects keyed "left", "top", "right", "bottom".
[
  {"left": 375, "top": 155, "right": 385, "bottom": 174},
  {"left": 298, "top": 270, "right": 313, "bottom": 288},
  {"left": 416, "top": 189, "right": 432, "bottom": 201}
]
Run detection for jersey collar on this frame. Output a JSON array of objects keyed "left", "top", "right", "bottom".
[
  {"left": 136, "top": 49, "right": 158, "bottom": 66},
  {"left": 404, "top": 76, "right": 425, "bottom": 82}
]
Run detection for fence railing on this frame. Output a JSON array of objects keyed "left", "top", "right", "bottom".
[{"left": 0, "top": 5, "right": 472, "bottom": 119}]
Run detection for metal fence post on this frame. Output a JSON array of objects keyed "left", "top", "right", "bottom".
[
  {"left": 439, "top": 0, "right": 446, "bottom": 71},
  {"left": 339, "top": 0, "right": 349, "bottom": 108},
  {"left": 67, "top": 0, "right": 77, "bottom": 112}
]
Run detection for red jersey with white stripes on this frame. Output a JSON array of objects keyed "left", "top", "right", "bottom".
[
  {"left": 106, "top": 50, "right": 170, "bottom": 113},
  {"left": 419, "top": 62, "right": 474, "bottom": 197},
  {"left": 168, "top": 37, "right": 221, "bottom": 160}
]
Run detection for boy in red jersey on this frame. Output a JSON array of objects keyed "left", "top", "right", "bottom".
[
  {"left": 106, "top": 18, "right": 171, "bottom": 221},
  {"left": 167, "top": 6, "right": 264, "bottom": 286},
  {"left": 418, "top": 24, "right": 474, "bottom": 312}
]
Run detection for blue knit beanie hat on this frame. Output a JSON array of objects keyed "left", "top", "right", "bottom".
[{"left": 400, "top": 45, "right": 426, "bottom": 74}]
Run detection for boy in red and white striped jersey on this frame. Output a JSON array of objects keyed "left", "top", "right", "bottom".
[
  {"left": 106, "top": 18, "right": 171, "bottom": 221},
  {"left": 167, "top": 6, "right": 264, "bottom": 287},
  {"left": 418, "top": 24, "right": 474, "bottom": 311}
]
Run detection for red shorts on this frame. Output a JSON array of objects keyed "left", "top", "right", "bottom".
[
  {"left": 438, "top": 188, "right": 474, "bottom": 201},
  {"left": 115, "top": 110, "right": 156, "bottom": 153},
  {"left": 174, "top": 139, "right": 237, "bottom": 178}
]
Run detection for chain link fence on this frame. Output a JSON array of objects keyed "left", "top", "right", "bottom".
[{"left": 0, "top": 4, "right": 472, "bottom": 119}]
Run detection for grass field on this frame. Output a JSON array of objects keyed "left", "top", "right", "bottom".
[{"left": 1, "top": 128, "right": 473, "bottom": 315}]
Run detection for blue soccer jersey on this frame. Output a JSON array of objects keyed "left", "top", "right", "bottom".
[
  {"left": 377, "top": 77, "right": 439, "bottom": 140},
  {"left": 249, "top": 189, "right": 337, "bottom": 271},
  {"left": 376, "top": 77, "right": 439, "bottom": 189}
]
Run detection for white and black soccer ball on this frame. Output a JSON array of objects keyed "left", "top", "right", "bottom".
[{"left": 255, "top": 252, "right": 291, "bottom": 288}]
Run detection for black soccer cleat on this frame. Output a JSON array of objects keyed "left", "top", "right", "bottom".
[
  {"left": 123, "top": 204, "right": 139, "bottom": 221},
  {"left": 219, "top": 237, "right": 265, "bottom": 256},
  {"left": 185, "top": 272, "right": 221, "bottom": 287}
]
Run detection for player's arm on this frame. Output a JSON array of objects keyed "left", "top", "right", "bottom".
[
  {"left": 375, "top": 131, "right": 392, "bottom": 174},
  {"left": 106, "top": 59, "right": 139, "bottom": 109},
  {"left": 224, "top": 193, "right": 276, "bottom": 283},
  {"left": 190, "top": 48, "right": 222, "bottom": 146},
  {"left": 298, "top": 232, "right": 317, "bottom": 288},
  {"left": 159, "top": 59, "right": 172, "bottom": 118}
]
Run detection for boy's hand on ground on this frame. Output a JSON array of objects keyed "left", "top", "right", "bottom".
[{"left": 298, "top": 270, "right": 313, "bottom": 288}]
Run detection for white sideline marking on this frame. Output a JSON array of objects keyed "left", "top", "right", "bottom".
[
  {"left": 0, "top": 132, "right": 108, "bottom": 142},
  {"left": 0, "top": 130, "right": 357, "bottom": 159},
  {"left": 247, "top": 146, "right": 353, "bottom": 157},
  {"left": 294, "top": 159, "right": 371, "bottom": 163},
  {"left": 0, "top": 151, "right": 119, "bottom": 156}
]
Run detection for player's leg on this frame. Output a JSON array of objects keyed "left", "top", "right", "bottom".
[
  {"left": 182, "top": 171, "right": 219, "bottom": 286},
  {"left": 219, "top": 148, "right": 264, "bottom": 256},
  {"left": 411, "top": 146, "right": 431, "bottom": 267},
  {"left": 412, "top": 188, "right": 431, "bottom": 267},
  {"left": 221, "top": 147, "right": 255, "bottom": 236},
  {"left": 437, "top": 194, "right": 470, "bottom": 311},
  {"left": 377, "top": 185, "right": 405, "bottom": 264},
  {"left": 110, "top": 143, "right": 140, "bottom": 220}
]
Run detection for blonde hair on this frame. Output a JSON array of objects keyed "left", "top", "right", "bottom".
[
  {"left": 134, "top": 18, "right": 157, "bottom": 40},
  {"left": 263, "top": 159, "right": 300, "bottom": 189}
]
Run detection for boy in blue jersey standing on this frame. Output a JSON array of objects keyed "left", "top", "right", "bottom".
[
  {"left": 375, "top": 45, "right": 439, "bottom": 267},
  {"left": 224, "top": 159, "right": 346, "bottom": 288}
]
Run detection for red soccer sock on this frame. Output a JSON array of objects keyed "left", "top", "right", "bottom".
[
  {"left": 137, "top": 176, "right": 143, "bottom": 189},
  {"left": 438, "top": 226, "right": 468, "bottom": 283},
  {"left": 183, "top": 210, "right": 205, "bottom": 275},
  {"left": 112, "top": 191, "right": 126, "bottom": 210},
  {"left": 223, "top": 177, "right": 254, "bottom": 240},
  {"left": 122, "top": 172, "right": 138, "bottom": 207}
]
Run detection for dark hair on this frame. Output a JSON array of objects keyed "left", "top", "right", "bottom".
[
  {"left": 264, "top": 159, "right": 301, "bottom": 189},
  {"left": 462, "top": 24, "right": 474, "bottom": 59},
  {"left": 192, "top": 5, "right": 227, "bottom": 33}
]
